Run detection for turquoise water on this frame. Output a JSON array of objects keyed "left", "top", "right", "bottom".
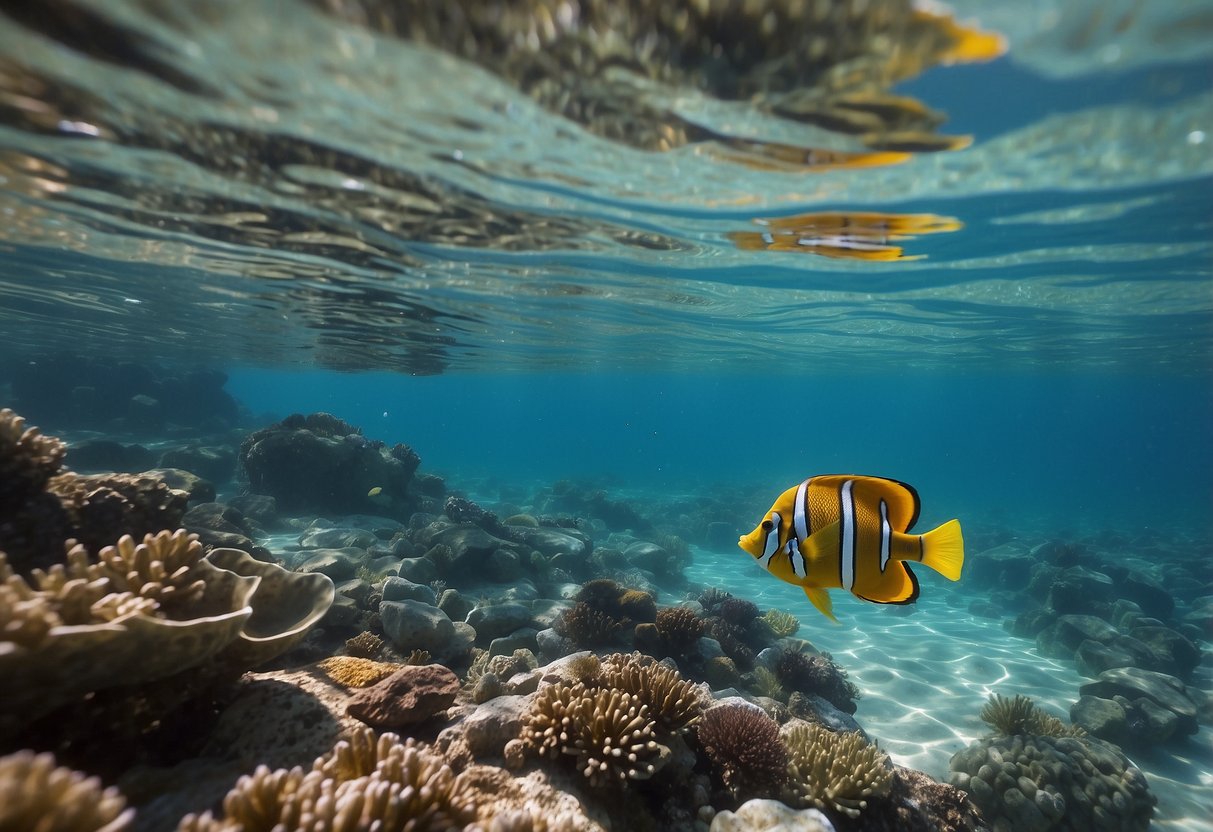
[{"left": 1, "top": 1, "right": 1211, "bottom": 831}]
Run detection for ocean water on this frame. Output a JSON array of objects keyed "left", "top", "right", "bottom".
[{"left": 0, "top": 1, "right": 1211, "bottom": 831}]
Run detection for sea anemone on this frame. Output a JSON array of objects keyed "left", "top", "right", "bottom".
[
  {"left": 696, "top": 704, "right": 788, "bottom": 798},
  {"left": 979, "top": 693, "right": 1086, "bottom": 738}
]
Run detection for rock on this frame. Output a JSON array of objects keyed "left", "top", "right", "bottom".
[
  {"left": 1134, "top": 697, "right": 1179, "bottom": 744},
  {"left": 1042, "top": 615, "right": 1120, "bottom": 656},
  {"left": 967, "top": 542, "right": 1035, "bottom": 591},
  {"left": 346, "top": 664, "right": 460, "bottom": 729},
  {"left": 466, "top": 603, "right": 534, "bottom": 641},
  {"left": 228, "top": 493, "right": 279, "bottom": 526},
  {"left": 335, "top": 578, "right": 373, "bottom": 607},
  {"left": 323, "top": 594, "right": 360, "bottom": 628},
  {"left": 382, "top": 576, "right": 436, "bottom": 605},
  {"left": 513, "top": 526, "right": 591, "bottom": 560},
  {"left": 1079, "top": 667, "right": 1198, "bottom": 736},
  {"left": 1009, "top": 608, "right": 1057, "bottom": 639},
  {"left": 1074, "top": 637, "right": 1154, "bottom": 678},
  {"left": 490, "top": 629, "right": 539, "bottom": 658},
  {"left": 298, "top": 526, "right": 379, "bottom": 550},
  {"left": 398, "top": 556, "right": 438, "bottom": 584},
  {"left": 158, "top": 446, "right": 236, "bottom": 485},
  {"left": 488, "top": 548, "right": 523, "bottom": 582},
  {"left": 535, "top": 627, "right": 575, "bottom": 662},
  {"left": 711, "top": 799, "right": 834, "bottom": 832},
  {"left": 1069, "top": 695, "right": 1127, "bottom": 743},
  {"left": 1047, "top": 567, "right": 1114, "bottom": 615},
  {"left": 443, "top": 694, "right": 530, "bottom": 758},
  {"left": 437, "top": 588, "right": 473, "bottom": 622},
  {"left": 295, "top": 548, "right": 362, "bottom": 581},
  {"left": 66, "top": 439, "right": 157, "bottom": 472},
  {"left": 1128, "top": 625, "right": 1201, "bottom": 680},
  {"left": 141, "top": 468, "right": 216, "bottom": 504},
  {"left": 1119, "top": 572, "right": 1174, "bottom": 620},
  {"left": 379, "top": 599, "right": 456, "bottom": 658}
]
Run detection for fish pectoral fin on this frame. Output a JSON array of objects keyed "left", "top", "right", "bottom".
[
  {"left": 801, "top": 585, "right": 839, "bottom": 623},
  {"left": 799, "top": 520, "right": 842, "bottom": 566},
  {"left": 920, "top": 519, "right": 965, "bottom": 581}
]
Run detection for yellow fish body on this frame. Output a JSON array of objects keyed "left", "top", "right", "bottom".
[{"left": 738, "top": 475, "right": 964, "bottom": 621}]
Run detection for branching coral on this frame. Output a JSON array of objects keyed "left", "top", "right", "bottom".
[
  {"left": 520, "top": 682, "right": 667, "bottom": 787},
  {"left": 0, "top": 749, "right": 133, "bottom": 832},
  {"left": 601, "top": 652, "right": 708, "bottom": 734},
  {"left": 979, "top": 693, "right": 1086, "bottom": 738},
  {"left": 344, "top": 630, "right": 384, "bottom": 658},
  {"left": 179, "top": 728, "right": 478, "bottom": 832},
  {"left": 0, "top": 408, "right": 66, "bottom": 508},
  {"left": 696, "top": 704, "right": 788, "bottom": 798},
  {"left": 762, "top": 608, "right": 800, "bottom": 638},
  {"left": 781, "top": 720, "right": 892, "bottom": 818}
]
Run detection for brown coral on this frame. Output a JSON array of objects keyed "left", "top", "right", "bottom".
[
  {"left": 344, "top": 630, "right": 384, "bottom": 658},
  {"left": 0, "top": 408, "right": 66, "bottom": 508},
  {"left": 554, "top": 601, "right": 624, "bottom": 648},
  {"left": 0, "top": 749, "right": 133, "bottom": 832},
  {"left": 697, "top": 703, "right": 787, "bottom": 798},
  {"left": 179, "top": 728, "right": 478, "bottom": 832},
  {"left": 601, "top": 652, "right": 708, "bottom": 734},
  {"left": 47, "top": 471, "right": 188, "bottom": 556},
  {"left": 654, "top": 606, "right": 704, "bottom": 651},
  {"left": 521, "top": 683, "right": 667, "bottom": 787},
  {"left": 781, "top": 720, "right": 892, "bottom": 818}
]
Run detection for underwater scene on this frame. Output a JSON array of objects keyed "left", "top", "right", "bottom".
[{"left": 0, "top": 1, "right": 1211, "bottom": 830}]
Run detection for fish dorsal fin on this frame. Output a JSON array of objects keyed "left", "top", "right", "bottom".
[{"left": 837, "top": 475, "right": 921, "bottom": 532}]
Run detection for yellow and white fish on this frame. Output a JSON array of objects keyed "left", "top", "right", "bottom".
[{"left": 738, "top": 475, "right": 964, "bottom": 621}]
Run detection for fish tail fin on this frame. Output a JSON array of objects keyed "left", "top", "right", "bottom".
[
  {"left": 802, "top": 585, "right": 839, "bottom": 623},
  {"left": 920, "top": 519, "right": 965, "bottom": 581}
]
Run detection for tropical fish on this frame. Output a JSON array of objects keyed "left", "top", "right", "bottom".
[
  {"left": 738, "top": 475, "right": 964, "bottom": 621},
  {"left": 367, "top": 486, "right": 383, "bottom": 497},
  {"left": 366, "top": 486, "right": 391, "bottom": 507}
]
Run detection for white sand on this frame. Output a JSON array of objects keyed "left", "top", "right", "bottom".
[{"left": 684, "top": 545, "right": 1213, "bottom": 832}]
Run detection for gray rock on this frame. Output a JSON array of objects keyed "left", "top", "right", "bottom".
[
  {"left": 1044, "top": 614, "right": 1119, "bottom": 655},
  {"left": 295, "top": 548, "right": 362, "bottom": 581},
  {"left": 1074, "top": 635, "right": 1156, "bottom": 677},
  {"left": 335, "top": 578, "right": 373, "bottom": 607},
  {"left": 228, "top": 493, "right": 278, "bottom": 525},
  {"left": 382, "top": 576, "right": 436, "bottom": 605},
  {"left": 535, "top": 627, "right": 575, "bottom": 662},
  {"left": 450, "top": 694, "right": 529, "bottom": 758},
  {"left": 967, "top": 542, "right": 1035, "bottom": 591},
  {"left": 1120, "top": 572, "right": 1174, "bottom": 620},
  {"left": 1069, "top": 695, "right": 1127, "bottom": 743},
  {"left": 513, "top": 527, "right": 591, "bottom": 560},
  {"left": 1128, "top": 625, "right": 1201, "bottom": 680},
  {"left": 397, "top": 556, "right": 438, "bottom": 584},
  {"left": 487, "top": 548, "right": 523, "bottom": 582},
  {"left": 1134, "top": 697, "right": 1179, "bottom": 744},
  {"left": 298, "top": 527, "right": 379, "bottom": 550},
  {"left": 437, "top": 588, "right": 473, "bottom": 622},
  {"left": 698, "top": 636, "right": 726, "bottom": 660},
  {"left": 489, "top": 629, "right": 539, "bottom": 658},
  {"left": 380, "top": 599, "right": 457, "bottom": 658},
  {"left": 466, "top": 603, "right": 533, "bottom": 641},
  {"left": 323, "top": 594, "right": 360, "bottom": 628},
  {"left": 530, "top": 598, "right": 571, "bottom": 629},
  {"left": 1048, "top": 566, "right": 1114, "bottom": 615},
  {"left": 1079, "top": 667, "right": 1198, "bottom": 735}
]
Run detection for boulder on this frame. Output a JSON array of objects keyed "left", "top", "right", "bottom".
[
  {"left": 967, "top": 542, "right": 1035, "bottom": 591},
  {"left": 1120, "top": 572, "right": 1174, "bottom": 620},
  {"left": 1069, "top": 695, "right": 1127, "bottom": 744},
  {"left": 346, "top": 664, "right": 460, "bottom": 729},
  {"left": 1128, "top": 625, "right": 1201, "bottom": 680},
  {"left": 1047, "top": 566, "right": 1114, "bottom": 615},
  {"left": 382, "top": 576, "right": 436, "bottom": 605},
  {"left": 466, "top": 603, "right": 534, "bottom": 641},
  {"left": 158, "top": 446, "right": 236, "bottom": 485},
  {"left": 380, "top": 600, "right": 456, "bottom": 658},
  {"left": 298, "top": 526, "right": 379, "bottom": 550},
  {"left": 1079, "top": 667, "right": 1198, "bottom": 736}
]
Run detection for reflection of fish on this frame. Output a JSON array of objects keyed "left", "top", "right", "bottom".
[
  {"left": 729, "top": 211, "right": 961, "bottom": 261},
  {"left": 738, "top": 475, "right": 964, "bottom": 621}
]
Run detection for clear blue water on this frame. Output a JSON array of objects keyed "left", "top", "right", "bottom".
[{"left": 0, "top": 1, "right": 1211, "bottom": 829}]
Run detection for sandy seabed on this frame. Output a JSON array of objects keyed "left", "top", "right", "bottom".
[{"left": 684, "top": 546, "right": 1213, "bottom": 832}]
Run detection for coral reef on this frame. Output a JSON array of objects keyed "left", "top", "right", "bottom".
[
  {"left": 762, "top": 608, "right": 800, "bottom": 639},
  {"left": 179, "top": 728, "right": 478, "bottom": 832},
  {"left": 554, "top": 601, "right": 624, "bottom": 648},
  {"left": 697, "top": 703, "right": 788, "bottom": 798},
  {"left": 0, "top": 532, "right": 333, "bottom": 731},
  {"left": 0, "top": 749, "right": 134, "bottom": 832},
  {"left": 0, "top": 408, "right": 66, "bottom": 508},
  {"left": 516, "top": 682, "right": 667, "bottom": 787},
  {"left": 980, "top": 693, "right": 1085, "bottom": 738},
  {"left": 773, "top": 649, "right": 859, "bottom": 715},
  {"left": 717, "top": 597, "right": 761, "bottom": 626},
  {"left": 651, "top": 605, "right": 705, "bottom": 654},
  {"left": 948, "top": 734, "right": 1155, "bottom": 832},
  {"left": 318, "top": 656, "right": 404, "bottom": 688},
  {"left": 601, "top": 652, "right": 708, "bottom": 734},
  {"left": 781, "top": 720, "right": 892, "bottom": 818},
  {"left": 344, "top": 630, "right": 384, "bottom": 658}
]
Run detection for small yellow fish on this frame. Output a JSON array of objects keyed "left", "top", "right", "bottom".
[
  {"left": 738, "top": 475, "right": 964, "bottom": 621},
  {"left": 367, "top": 486, "right": 383, "bottom": 497}
]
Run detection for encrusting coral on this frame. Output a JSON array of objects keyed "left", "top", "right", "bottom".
[
  {"left": 980, "top": 692, "right": 1086, "bottom": 738},
  {"left": 0, "top": 749, "right": 134, "bottom": 832},
  {"left": 179, "top": 728, "right": 478, "bottom": 832},
  {"left": 696, "top": 703, "right": 788, "bottom": 798},
  {"left": 516, "top": 682, "right": 668, "bottom": 787},
  {"left": 318, "top": 656, "right": 405, "bottom": 688},
  {"left": 781, "top": 720, "right": 892, "bottom": 818}
]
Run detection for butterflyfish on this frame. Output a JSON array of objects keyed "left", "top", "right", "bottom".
[{"left": 738, "top": 475, "right": 964, "bottom": 622}]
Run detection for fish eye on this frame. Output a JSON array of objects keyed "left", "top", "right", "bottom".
[{"left": 761, "top": 519, "right": 774, "bottom": 531}]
